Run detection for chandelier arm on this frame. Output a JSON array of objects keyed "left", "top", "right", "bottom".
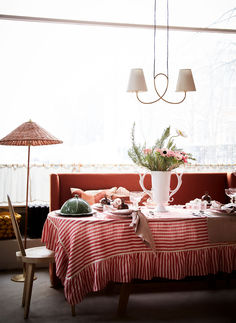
[
  {"left": 136, "top": 91, "right": 162, "bottom": 104},
  {"left": 153, "top": 73, "right": 169, "bottom": 99},
  {"left": 153, "top": 72, "right": 187, "bottom": 104},
  {"left": 160, "top": 91, "right": 187, "bottom": 104}
]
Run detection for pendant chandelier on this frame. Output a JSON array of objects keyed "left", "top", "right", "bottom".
[{"left": 127, "top": 0, "right": 196, "bottom": 105}]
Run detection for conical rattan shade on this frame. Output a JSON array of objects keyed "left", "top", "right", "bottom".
[
  {"left": 0, "top": 120, "right": 62, "bottom": 146},
  {"left": 0, "top": 120, "right": 62, "bottom": 252}
]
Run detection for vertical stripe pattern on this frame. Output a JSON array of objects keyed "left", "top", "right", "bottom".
[{"left": 41, "top": 212, "right": 236, "bottom": 305}]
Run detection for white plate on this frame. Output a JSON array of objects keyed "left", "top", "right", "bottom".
[
  {"left": 93, "top": 203, "right": 103, "bottom": 210},
  {"left": 105, "top": 213, "right": 133, "bottom": 220},
  {"left": 208, "top": 208, "right": 236, "bottom": 215},
  {"left": 111, "top": 209, "right": 133, "bottom": 216},
  {"left": 55, "top": 210, "right": 96, "bottom": 217},
  {"left": 143, "top": 202, "right": 156, "bottom": 209}
]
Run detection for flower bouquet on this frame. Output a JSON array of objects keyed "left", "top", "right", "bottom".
[
  {"left": 128, "top": 124, "right": 195, "bottom": 212},
  {"left": 128, "top": 123, "right": 195, "bottom": 171}
]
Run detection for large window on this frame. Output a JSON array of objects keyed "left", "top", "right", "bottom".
[
  {"left": 0, "top": 1, "right": 235, "bottom": 203},
  {"left": 0, "top": 1, "right": 235, "bottom": 166}
]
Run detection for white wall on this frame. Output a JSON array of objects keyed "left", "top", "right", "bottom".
[{"left": 0, "top": 239, "right": 47, "bottom": 270}]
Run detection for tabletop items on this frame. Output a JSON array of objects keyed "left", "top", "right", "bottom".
[
  {"left": 221, "top": 203, "right": 236, "bottom": 213},
  {"left": 130, "top": 209, "right": 156, "bottom": 252},
  {"left": 94, "top": 191, "right": 144, "bottom": 213},
  {"left": 185, "top": 196, "right": 236, "bottom": 216},
  {"left": 225, "top": 188, "right": 236, "bottom": 204},
  {"left": 59, "top": 186, "right": 236, "bottom": 219},
  {"left": 210, "top": 202, "right": 236, "bottom": 215},
  {"left": 129, "top": 191, "right": 144, "bottom": 209},
  {"left": 59, "top": 195, "right": 94, "bottom": 217},
  {"left": 139, "top": 171, "right": 183, "bottom": 213},
  {"left": 100, "top": 196, "right": 129, "bottom": 210},
  {"left": 201, "top": 192, "right": 212, "bottom": 206},
  {"left": 185, "top": 198, "right": 208, "bottom": 213}
]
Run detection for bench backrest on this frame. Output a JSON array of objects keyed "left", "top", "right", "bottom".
[{"left": 50, "top": 172, "right": 235, "bottom": 211}]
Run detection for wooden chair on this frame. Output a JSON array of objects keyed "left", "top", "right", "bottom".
[{"left": 7, "top": 195, "right": 56, "bottom": 319}]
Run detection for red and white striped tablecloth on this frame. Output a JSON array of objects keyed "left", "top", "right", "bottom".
[{"left": 41, "top": 209, "right": 236, "bottom": 305}]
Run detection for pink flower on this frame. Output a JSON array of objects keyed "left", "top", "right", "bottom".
[
  {"left": 174, "top": 152, "right": 183, "bottom": 160},
  {"left": 166, "top": 150, "right": 175, "bottom": 157},
  {"left": 155, "top": 148, "right": 169, "bottom": 157},
  {"left": 143, "top": 148, "right": 152, "bottom": 155}
]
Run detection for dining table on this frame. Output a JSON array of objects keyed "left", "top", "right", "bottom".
[{"left": 41, "top": 206, "right": 236, "bottom": 307}]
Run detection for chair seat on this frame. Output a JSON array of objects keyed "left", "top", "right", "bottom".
[
  {"left": 16, "top": 246, "right": 55, "bottom": 264},
  {"left": 7, "top": 195, "right": 61, "bottom": 319}
]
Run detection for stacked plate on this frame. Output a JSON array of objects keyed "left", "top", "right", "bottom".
[
  {"left": 208, "top": 203, "right": 236, "bottom": 215},
  {"left": 93, "top": 203, "right": 104, "bottom": 211}
]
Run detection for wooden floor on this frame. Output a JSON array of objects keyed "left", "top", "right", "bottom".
[{"left": 0, "top": 268, "right": 236, "bottom": 323}]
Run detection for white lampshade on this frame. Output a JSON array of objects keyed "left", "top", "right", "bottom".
[
  {"left": 127, "top": 68, "right": 148, "bottom": 92},
  {"left": 176, "top": 69, "right": 196, "bottom": 92}
]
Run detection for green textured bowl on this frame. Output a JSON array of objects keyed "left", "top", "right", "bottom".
[{"left": 60, "top": 195, "right": 93, "bottom": 217}]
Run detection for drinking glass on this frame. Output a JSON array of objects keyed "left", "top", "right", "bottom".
[
  {"left": 225, "top": 188, "right": 236, "bottom": 203},
  {"left": 129, "top": 191, "right": 144, "bottom": 209}
]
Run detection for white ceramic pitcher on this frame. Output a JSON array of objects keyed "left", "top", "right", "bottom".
[{"left": 139, "top": 171, "right": 183, "bottom": 212}]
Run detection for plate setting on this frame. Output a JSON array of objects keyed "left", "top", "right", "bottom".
[
  {"left": 110, "top": 209, "right": 133, "bottom": 216},
  {"left": 208, "top": 205, "right": 236, "bottom": 216},
  {"left": 208, "top": 210, "right": 236, "bottom": 216},
  {"left": 102, "top": 204, "right": 134, "bottom": 219},
  {"left": 55, "top": 210, "right": 96, "bottom": 217},
  {"left": 92, "top": 203, "right": 103, "bottom": 211}
]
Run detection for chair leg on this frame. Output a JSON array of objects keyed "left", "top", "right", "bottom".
[
  {"left": 71, "top": 305, "right": 76, "bottom": 316},
  {"left": 24, "top": 263, "right": 35, "bottom": 319},
  {"left": 22, "top": 265, "right": 27, "bottom": 307}
]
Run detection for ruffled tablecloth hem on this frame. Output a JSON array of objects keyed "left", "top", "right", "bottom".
[{"left": 59, "top": 245, "right": 236, "bottom": 305}]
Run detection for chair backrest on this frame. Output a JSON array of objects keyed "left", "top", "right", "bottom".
[{"left": 7, "top": 195, "right": 26, "bottom": 257}]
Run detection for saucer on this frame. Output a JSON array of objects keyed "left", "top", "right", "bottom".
[
  {"left": 111, "top": 209, "right": 133, "bottom": 216},
  {"left": 209, "top": 208, "right": 236, "bottom": 215},
  {"left": 93, "top": 203, "right": 103, "bottom": 210}
]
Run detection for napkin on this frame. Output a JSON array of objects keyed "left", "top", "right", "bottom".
[
  {"left": 139, "top": 193, "right": 149, "bottom": 206},
  {"left": 221, "top": 203, "right": 236, "bottom": 214},
  {"left": 130, "top": 210, "right": 156, "bottom": 253},
  {"left": 210, "top": 200, "right": 222, "bottom": 209},
  {"left": 71, "top": 187, "right": 117, "bottom": 204}
]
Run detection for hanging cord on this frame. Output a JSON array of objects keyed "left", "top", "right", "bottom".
[
  {"left": 153, "top": 0, "right": 157, "bottom": 78},
  {"left": 153, "top": 0, "right": 170, "bottom": 78},
  {"left": 166, "top": 0, "right": 169, "bottom": 77}
]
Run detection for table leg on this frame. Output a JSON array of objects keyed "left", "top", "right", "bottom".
[
  {"left": 71, "top": 305, "right": 76, "bottom": 316},
  {"left": 117, "top": 282, "right": 133, "bottom": 316},
  {"left": 49, "top": 263, "right": 62, "bottom": 288}
]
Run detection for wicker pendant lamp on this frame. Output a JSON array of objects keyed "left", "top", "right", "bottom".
[{"left": 0, "top": 120, "right": 62, "bottom": 281}]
